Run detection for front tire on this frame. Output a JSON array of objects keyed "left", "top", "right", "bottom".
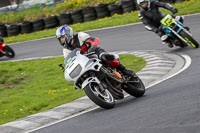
[
  {"left": 179, "top": 30, "right": 199, "bottom": 48},
  {"left": 123, "top": 77, "right": 145, "bottom": 97},
  {"left": 4, "top": 46, "right": 15, "bottom": 58},
  {"left": 84, "top": 82, "right": 115, "bottom": 109}
]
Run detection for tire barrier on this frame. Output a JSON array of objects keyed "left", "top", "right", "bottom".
[
  {"left": 3, "top": 0, "right": 186, "bottom": 37},
  {"left": 71, "top": 9, "right": 84, "bottom": 24},
  {"left": 32, "top": 19, "right": 45, "bottom": 32},
  {"left": 57, "top": 13, "right": 72, "bottom": 26},
  {"left": 108, "top": 4, "right": 123, "bottom": 16},
  {"left": 121, "top": 0, "right": 136, "bottom": 13},
  {"left": 159, "top": 0, "right": 176, "bottom": 3},
  {"left": 7, "top": 24, "right": 20, "bottom": 37},
  {"left": 0, "top": 23, "right": 7, "bottom": 37},
  {"left": 82, "top": 7, "right": 97, "bottom": 22},
  {"left": 95, "top": 3, "right": 110, "bottom": 19},
  {"left": 44, "top": 16, "right": 59, "bottom": 29},
  {"left": 20, "top": 21, "right": 33, "bottom": 34}
]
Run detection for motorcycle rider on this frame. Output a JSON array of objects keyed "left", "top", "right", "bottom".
[
  {"left": 137, "top": 0, "right": 185, "bottom": 48},
  {"left": 56, "top": 25, "right": 135, "bottom": 77}
]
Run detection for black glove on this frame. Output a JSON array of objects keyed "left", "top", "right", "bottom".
[
  {"left": 172, "top": 8, "right": 178, "bottom": 14},
  {"left": 80, "top": 50, "right": 84, "bottom": 54},
  {"left": 87, "top": 45, "right": 97, "bottom": 53},
  {"left": 101, "top": 53, "right": 115, "bottom": 62}
]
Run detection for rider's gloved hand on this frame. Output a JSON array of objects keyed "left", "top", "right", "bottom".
[
  {"left": 172, "top": 8, "right": 178, "bottom": 14},
  {"left": 87, "top": 45, "right": 97, "bottom": 53},
  {"left": 101, "top": 53, "right": 115, "bottom": 62},
  {"left": 80, "top": 50, "right": 84, "bottom": 54}
]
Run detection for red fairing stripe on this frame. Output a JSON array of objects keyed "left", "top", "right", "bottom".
[
  {"left": 106, "top": 58, "right": 120, "bottom": 68},
  {"left": 80, "top": 45, "right": 87, "bottom": 53},
  {"left": 86, "top": 38, "right": 100, "bottom": 46}
]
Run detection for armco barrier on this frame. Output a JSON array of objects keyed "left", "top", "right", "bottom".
[{"left": 0, "top": 0, "right": 186, "bottom": 37}]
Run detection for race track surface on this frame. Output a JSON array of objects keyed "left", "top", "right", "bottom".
[{"left": 2, "top": 14, "right": 200, "bottom": 133}]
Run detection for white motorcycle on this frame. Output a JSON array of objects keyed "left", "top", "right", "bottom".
[{"left": 62, "top": 48, "right": 145, "bottom": 109}]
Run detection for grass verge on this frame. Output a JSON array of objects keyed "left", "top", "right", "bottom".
[
  {"left": 4, "top": 0, "right": 200, "bottom": 44},
  {"left": 0, "top": 0, "right": 118, "bottom": 24},
  {"left": 0, "top": 54, "right": 146, "bottom": 125}
]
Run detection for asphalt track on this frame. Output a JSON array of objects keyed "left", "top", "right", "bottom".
[{"left": 2, "top": 14, "right": 200, "bottom": 133}]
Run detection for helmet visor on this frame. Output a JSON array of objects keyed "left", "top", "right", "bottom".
[
  {"left": 140, "top": 1, "right": 148, "bottom": 9},
  {"left": 58, "top": 35, "right": 72, "bottom": 47}
]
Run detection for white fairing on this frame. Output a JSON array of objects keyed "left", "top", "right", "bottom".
[
  {"left": 63, "top": 48, "right": 71, "bottom": 58},
  {"left": 64, "top": 50, "right": 102, "bottom": 87},
  {"left": 78, "top": 32, "right": 90, "bottom": 46},
  {"left": 82, "top": 77, "right": 101, "bottom": 89}
]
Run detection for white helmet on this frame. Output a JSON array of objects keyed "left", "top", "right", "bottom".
[
  {"left": 56, "top": 25, "right": 73, "bottom": 47},
  {"left": 137, "top": 0, "right": 150, "bottom": 11}
]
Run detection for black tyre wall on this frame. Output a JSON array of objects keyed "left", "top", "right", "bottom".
[
  {"left": 121, "top": 0, "right": 136, "bottom": 13},
  {"left": 95, "top": 3, "right": 110, "bottom": 19},
  {"left": 82, "top": 7, "right": 97, "bottom": 22},
  {"left": 108, "top": 4, "right": 123, "bottom": 16},
  {"left": 0, "top": 23, "right": 7, "bottom": 37},
  {"left": 159, "top": 0, "right": 176, "bottom": 3},
  {"left": 71, "top": 9, "right": 84, "bottom": 24},
  {"left": 32, "top": 19, "right": 45, "bottom": 32},
  {"left": 44, "top": 16, "right": 59, "bottom": 29},
  {"left": 7, "top": 24, "right": 21, "bottom": 37},
  {"left": 57, "top": 13, "right": 72, "bottom": 26},
  {"left": 20, "top": 21, "right": 33, "bottom": 34}
]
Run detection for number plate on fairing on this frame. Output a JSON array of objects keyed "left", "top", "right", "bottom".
[{"left": 161, "top": 14, "right": 175, "bottom": 27}]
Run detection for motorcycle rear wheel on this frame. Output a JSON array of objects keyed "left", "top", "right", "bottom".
[
  {"left": 123, "top": 76, "right": 145, "bottom": 97},
  {"left": 4, "top": 46, "right": 15, "bottom": 58},
  {"left": 84, "top": 82, "right": 115, "bottom": 109},
  {"left": 179, "top": 30, "right": 199, "bottom": 48}
]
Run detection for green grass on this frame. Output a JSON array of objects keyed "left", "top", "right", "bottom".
[
  {"left": 4, "top": 0, "right": 200, "bottom": 44},
  {"left": 0, "top": 54, "right": 146, "bottom": 125},
  {"left": 0, "top": 0, "right": 118, "bottom": 24}
]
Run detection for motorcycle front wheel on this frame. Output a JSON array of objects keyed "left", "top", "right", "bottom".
[
  {"left": 123, "top": 76, "right": 145, "bottom": 97},
  {"left": 84, "top": 82, "right": 115, "bottom": 109},
  {"left": 179, "top": 30, "right": 199, "bottom": 48},
  {"left": 4, "top": 46, "right": 15, "bottom": 58}
]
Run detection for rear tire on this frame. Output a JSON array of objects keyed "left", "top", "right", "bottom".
[
  {"left": 4, "top": 46, "right": 15, "bottom": 58},
  {"left": 179, "top": 30, "right": 199, "bottom": 48},
  {"left": 123, "top": 77, "right": 145, "bottom": 97},
  {"left": 84, "top": 82, "right": 115, "bottom": 109}
]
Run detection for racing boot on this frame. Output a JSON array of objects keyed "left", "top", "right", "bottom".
[
  {"left": 116, "top": 64, "right": 136, "bottom": 77},
  {"left": 161, "top": 35, "right": 173, "bottom": 48}
]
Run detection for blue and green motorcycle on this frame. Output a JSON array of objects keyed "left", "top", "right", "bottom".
[{"left": 160, "top": 14, "right": 199, "bottom": 48}]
